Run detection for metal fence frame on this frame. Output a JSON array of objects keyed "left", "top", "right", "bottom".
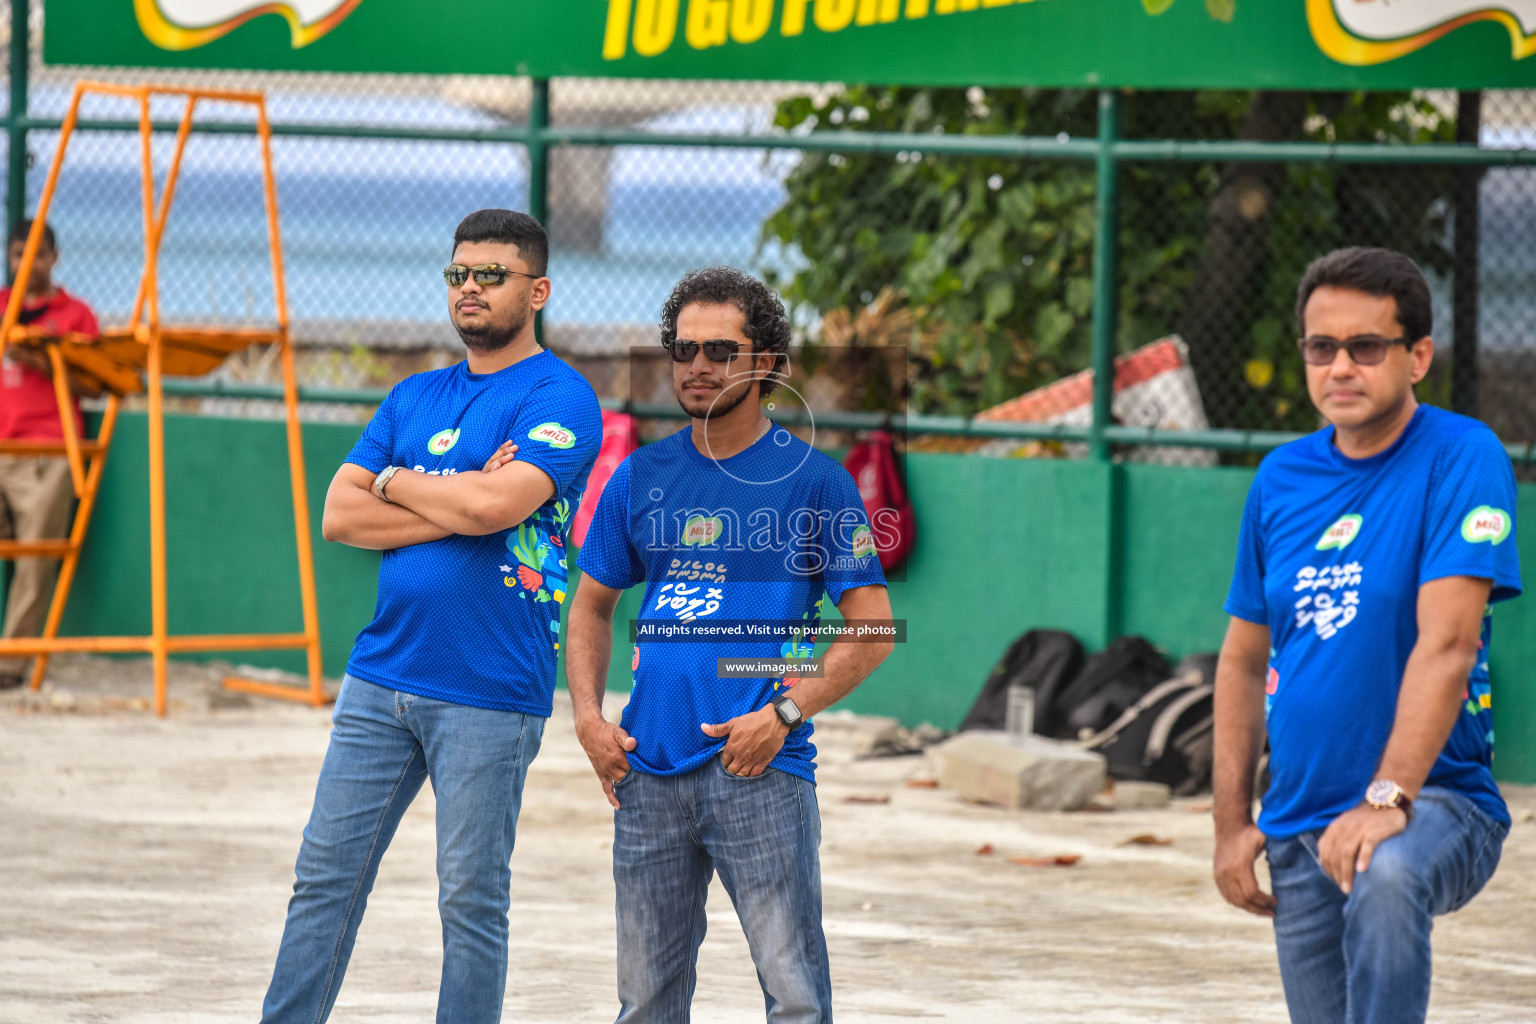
[
  {"left": 7, "top": 9, "right": 1536, "bottom": 447},
  {"left": 6, "top": 1, "right": 1535, "bottom": 644}
]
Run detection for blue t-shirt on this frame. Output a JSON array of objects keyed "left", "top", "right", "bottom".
[
  {"left": 1226, "top": 406, "right": 1522, "bottom": 838},
  {"left": 578, "top": 424, "right": 888, "bottom": 783},
  {"left": 343, "top": 350, "right": 602, "bottom": 716}
]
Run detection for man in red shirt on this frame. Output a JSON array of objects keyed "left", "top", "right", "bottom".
[{"left": 0, "top": 219, "right": 100, "bottom": 688}]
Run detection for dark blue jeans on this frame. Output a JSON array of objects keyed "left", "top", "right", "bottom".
[
  {"left": 1265, "top": 786, "right": 1508, "bottom": 1024},
  {"left": 612, "top": 757, "right": 831, "bottom": 1024},
  {"left": 261, "top": 675, "right": 545, "bottom": 1024}
]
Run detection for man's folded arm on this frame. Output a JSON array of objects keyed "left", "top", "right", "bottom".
[
  {"left": 321, "top": 462, "right": 454, "bottom": 550},
  {"left": 382, "top": 459, "right": 556, "bottom": 537}
]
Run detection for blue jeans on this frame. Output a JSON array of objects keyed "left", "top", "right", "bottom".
[
  {"left": 261, "top": 675, "right": 545, "bottom": 1024},
  {"left": 1265, "top": 786, "right": 1508, "bottom": 1024},
  {"left": 612, "top": 757, "right": 831, "bottom": 1023}
]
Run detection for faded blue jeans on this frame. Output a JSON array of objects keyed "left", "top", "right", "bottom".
[
  {"left": 1265, "top": 786, "right": 1508, "bottom": 1024},
  {"left": 261, "top": 675, "right": 545, "bottom": 1024},
  {"left": 612, "top": 757, "right": 831, "bottom": 1024}
]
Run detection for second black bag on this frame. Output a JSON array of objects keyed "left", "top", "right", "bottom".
[
  {"left": 960, "top": 629, "right": 1085, "bottom": 733},
  {"left": 1082, "top": 653, "right": 1218, "bottom": 793},
  {"left": 1052, "top": 636, "right": 1172, "bottom": 739}
]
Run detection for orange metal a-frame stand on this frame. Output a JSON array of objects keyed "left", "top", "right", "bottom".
[{"left": 0, "top": 81, "right": 326, "bottom": 714}]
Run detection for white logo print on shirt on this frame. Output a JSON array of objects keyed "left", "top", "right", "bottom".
[
  {"left": 655, "top": 582, "right": 723, "bottom": 622},
  {"left": 1294, "top": 563, "right": 1364, "bottom": 640}
]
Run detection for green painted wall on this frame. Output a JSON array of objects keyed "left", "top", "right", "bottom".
[
  {"left": 830, "top": 455, "right": 1115, "bottom": 727},
  {"left": 41, "top": 412, "right": 1536, "bottom": 782},
  {"left": 60, "top": 413, "right": 380, "bottom": 675}
]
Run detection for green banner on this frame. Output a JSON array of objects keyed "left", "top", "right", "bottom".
[{"left": 41, "top": 0, "right": 1536, "bottom": 89}]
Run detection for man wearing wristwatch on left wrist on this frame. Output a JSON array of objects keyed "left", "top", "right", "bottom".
[
  {"left": 1212, "top": 248, "right": 1523, "bottom": 1024},
  {"left": 567, "top": 268, "right": 894, "bottom": 1023}
]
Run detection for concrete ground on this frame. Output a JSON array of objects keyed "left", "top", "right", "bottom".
[{"left": 2, "top": 657, "right": 1534, "bottom": 1023}]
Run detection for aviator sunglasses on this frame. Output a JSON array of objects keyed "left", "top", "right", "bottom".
[
  {"left": 662, "top": 338, "right": 749, "bottom": 363},
  {"left": 442, "top": 263, "right": 540, "bottom": 287},
  {"left": 1297, "top": 334, "right": 1416, "bottom": 367}
]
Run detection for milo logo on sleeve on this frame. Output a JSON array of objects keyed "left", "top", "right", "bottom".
[
  {"left": 851, "top": 524, "right": 876, "bottom": 559},
  {"left": 528, "top": 422, "right": 577, "bottom": 449},
  {"left": 427, "top": 428, "right": 460, "bottom": 456},
  {"left": 1316, "top": 514, "right": 1363, "bottom": 551},
  {"left": 1461, "top": 506, "right": 1511, "bottom": 545}
]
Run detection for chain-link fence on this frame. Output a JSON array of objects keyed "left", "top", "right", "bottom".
[{"left": 4, "top": 2, "right": 1533, "bottom": 464}]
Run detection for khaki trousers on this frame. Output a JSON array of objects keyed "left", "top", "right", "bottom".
[{"left": 0, "top": 455, "right": 74, "bottom": 677}]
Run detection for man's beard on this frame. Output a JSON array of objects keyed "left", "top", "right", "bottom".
[
  {"left": 454, "top": 302, "right": 529, "bottom": 353},
  {"left": 675, "top": 376, "right": 755, "bottom": 420}
]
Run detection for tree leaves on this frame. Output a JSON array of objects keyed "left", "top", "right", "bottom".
[
  {"left": 1142, "top": 0, "right": 1176, "bottom": 13},
  {"left": 761, "top": 87, "right": 1457, "bottom": 423}
]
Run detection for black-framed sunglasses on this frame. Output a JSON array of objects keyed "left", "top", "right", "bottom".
[
  {"left": 1297, "top": 334, "right": 1416, "bottom": 367},
  {"left": 442, "top": 263, "right": 540, "bottom": 287},
  {"left": 662, "top": 338, "right": 747, "bottom": 363}
]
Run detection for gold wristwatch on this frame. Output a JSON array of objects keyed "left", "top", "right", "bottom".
[{"left": 1365, "top": 779, "right": 1414, "bottom": 821}]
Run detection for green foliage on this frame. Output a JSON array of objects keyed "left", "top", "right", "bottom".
[{"left": 761, "top": 87, "right": 1458, "bottom": 426}]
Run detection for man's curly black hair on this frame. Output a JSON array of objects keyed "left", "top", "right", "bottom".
[{"left": 659, "top": 266, "right": 792, "bottom": 399}]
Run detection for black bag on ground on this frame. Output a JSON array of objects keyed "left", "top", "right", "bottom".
[
  {"left": 961, "top": 629, "right": 1084, "bottom": 733},
  {"left": 1052, "top": 636, "right": 1172, "bottom": 739},
  {"left": 1083, "top": 653, "right": 1218, "bottom": 794}
]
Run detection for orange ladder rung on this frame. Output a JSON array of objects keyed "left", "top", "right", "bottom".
[
  {"left": 0, "top": 439, "right": 106, "bottom": 457},
  {"left": 0, "top": 540, "right": 77, "bottom": 558}
]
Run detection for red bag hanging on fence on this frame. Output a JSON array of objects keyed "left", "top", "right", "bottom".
[
  {"left": 843, "top": 429, "right": 916, "bottom": 572},
  {"left": 571, "top": 410, "right": 640, "bottom": 549}
]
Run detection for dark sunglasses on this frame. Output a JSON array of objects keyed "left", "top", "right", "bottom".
[
  {"left": 442, "top": 263, "right": 539, "bottom": 287},
  {"left": 662, "top": 338, "right": 748, "bottom": 363},
  {"left": 1297, "top": 335, "right": 1415, "bottom": 367}
]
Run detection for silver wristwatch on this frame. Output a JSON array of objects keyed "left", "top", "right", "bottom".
[{"left": 372, "top": 465, "right": 402, "bottom": 503}]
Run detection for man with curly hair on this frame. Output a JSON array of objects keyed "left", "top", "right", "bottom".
[{"left": 567, "top": 267, "right": 894, "bottom": 1023}]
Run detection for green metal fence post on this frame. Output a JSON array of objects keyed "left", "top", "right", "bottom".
[
  {"left": 527, "top": 78, "right": 550, "bottom": 224},
  {"left": 1090, "top": 90, "right": 1124, "bottom": 645},
  {"left": 1089, "top": 89, "right": 1120, "bottom": 463},
  {"left": 7, "top": 0, "right": 28, "bottom": 241},
  {"left": 528, "top": 77, "right": 550, "bottom": 343}
]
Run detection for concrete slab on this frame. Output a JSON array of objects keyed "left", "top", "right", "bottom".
[
  {"left": 1113, "top": 780, "right": 1173, "bottom": 809},
  {"left": 930, "top": 731, "right": 1106, "bottom": 811}
]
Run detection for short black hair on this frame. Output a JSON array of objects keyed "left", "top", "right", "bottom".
[
  {"left": 9, "top": 218, "right": 56, "bottom": 252},
  {"left": 660, "top": 267, "right": 792, "bottom": 398},
  {"left": 452, "top": 209, "right": 548, "bottom": 277},
  {"left": 1295, "top": 247, "right": 1432, "bottom": 341}
]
